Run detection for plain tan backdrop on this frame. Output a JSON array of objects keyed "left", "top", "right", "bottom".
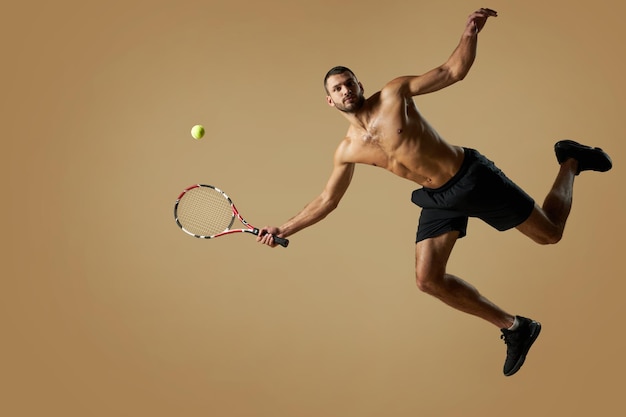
[{"left": 3, "top": 1, "right": 625, "bottom": 416}]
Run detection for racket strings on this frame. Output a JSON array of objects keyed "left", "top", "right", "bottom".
[{"left": 176, "top": 187, "right": 234, "bottom": 237}]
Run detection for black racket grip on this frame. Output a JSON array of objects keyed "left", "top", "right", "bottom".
[
  {"left": 272, "top": 235, "right": 289, "bottom": 248},
  {"left": 255, "top": 229, "right": 289, "bottom": 248}
]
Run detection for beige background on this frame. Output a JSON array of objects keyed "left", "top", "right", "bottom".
[{"left": 3, "top": 1, "right": 625, "bottom": 416}]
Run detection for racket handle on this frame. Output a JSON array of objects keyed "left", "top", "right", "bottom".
[
  {"left": 273, "top": 236, "right": 289, "bottom": 248},
  {"left": 255, "top": 229, "right": 289, "bottom": 248}
]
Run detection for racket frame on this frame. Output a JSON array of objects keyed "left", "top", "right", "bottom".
[{"left": 174, "top": 184, "right": 289, "bottom": 247}]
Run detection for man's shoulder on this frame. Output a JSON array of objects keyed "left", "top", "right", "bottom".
[
  {"left": 333, "top": 136, "right": 356, "bottom": 164},
  {"left": 382, "top": 76, "right": 411, "bottom": 91},
  {"left": 378, "top": 77, "right": 413, "bottom": 101},
  {"left": 365, "top": 90, "right": 382, "bottom": 104}
]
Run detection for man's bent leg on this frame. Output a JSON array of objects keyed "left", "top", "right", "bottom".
[
  {"left": 415, "top": 231, "right": 515, "bottom": 329},
  {"left": 415, "top": 231, "right": 542, "bottom": 376},
  {"left": 517, "top": 140, "right": 612, "bottom": 244},
  {"left": 516, "top": 159, "right": 577, "bottom": 244}
]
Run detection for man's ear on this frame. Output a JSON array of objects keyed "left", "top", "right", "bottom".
[{"left": 326, "top": 96, "right": 335, "bottom": 107}]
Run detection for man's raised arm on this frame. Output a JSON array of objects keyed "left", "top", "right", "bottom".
[{"left": 385, "top": 8, "right": 498, "bottom": 97}]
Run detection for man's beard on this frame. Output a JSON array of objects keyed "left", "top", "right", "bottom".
[{"left": 336, "top": 94, "right": 365, "bottom": 113}]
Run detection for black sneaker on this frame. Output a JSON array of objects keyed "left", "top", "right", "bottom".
[
  {"left": 500, "top": 316, "right": 542, "bottom": 376},
  {"left": 554, "top": 139, "right": 612, "bottom": 175}
]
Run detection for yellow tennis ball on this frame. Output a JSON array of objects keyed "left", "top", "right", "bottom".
[{"left": 191, "top": 124, "right": 205, "bottom": 140}]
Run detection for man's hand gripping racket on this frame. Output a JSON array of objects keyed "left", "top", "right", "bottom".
[{"left": 174, "top": 184, "right": 289, "bottom": 247}]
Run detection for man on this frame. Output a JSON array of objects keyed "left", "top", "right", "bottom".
[{"left": 256, "top": 8, "right": 612, "bottom": 376}]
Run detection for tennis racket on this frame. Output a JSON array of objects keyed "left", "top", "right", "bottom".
[{"left": 174, "top": 184, "right": 289, "bottom": 247}]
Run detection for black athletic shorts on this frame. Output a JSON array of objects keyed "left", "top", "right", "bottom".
[{"left": 411, "top": 148, "right": 535, "bottom": 243}]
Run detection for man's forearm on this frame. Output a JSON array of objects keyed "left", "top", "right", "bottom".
[
  {"left": 446, "top": 8, "right": 497, "bottom": 80},
  {"left": 446, "top": 31, "right": 478, "bottom": 81},
  {"left": 279, "top": 196, "right": 338, "bottom": 237}
]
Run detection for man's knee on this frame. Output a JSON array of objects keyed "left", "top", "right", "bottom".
[
  {"left": 415, "top": 267, "right": 445, "bottom": 295},
  {"left": 517, "top": 207, "right": 565, "bottom": 245},
  {"left": 538, "top": 229, "right": 563, "bottom": 245},
  {"left": 528, "top": 226, "right": 563, "bottom": 245},
  {"left": 414, "top": 231, "right": 458, "bottom": 296}
]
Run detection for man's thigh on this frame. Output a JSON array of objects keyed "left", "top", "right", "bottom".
[
  {"left": 515, "top": 204, "right": 560, "bottom": 244},
  {"left": 415, "top": 230, "right": 460, "bottom": 279}
]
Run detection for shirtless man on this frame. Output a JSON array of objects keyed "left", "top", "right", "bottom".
[{"left": 257, "top": 8, "right": 612, "bottom": 376}]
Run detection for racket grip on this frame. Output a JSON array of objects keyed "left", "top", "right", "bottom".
[
  {"left": 273, "top": 236, "right": 289, "bottom": 248},
  {"left": 256, "top": 229, "right": 289, "bottom": 248}
]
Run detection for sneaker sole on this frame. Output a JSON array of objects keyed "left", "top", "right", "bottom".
[{"left": 504, "top": 321, "right": 542, "bottom": 377}]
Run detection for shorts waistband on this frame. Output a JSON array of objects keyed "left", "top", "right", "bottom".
[{"left": 421, "top": 147, "right": 477, "bottom": 193}]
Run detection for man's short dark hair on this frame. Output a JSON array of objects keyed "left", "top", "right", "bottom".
[{"left": 323, "top": 66, "right": 357, "bottom": 93}]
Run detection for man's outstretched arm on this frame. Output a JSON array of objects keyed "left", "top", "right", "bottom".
[
  {"left": 386, "top": 8, "right": 498, "bottom": 97},
  {"left": 257, "top": 144, "right": 355, "bottom": 247}
]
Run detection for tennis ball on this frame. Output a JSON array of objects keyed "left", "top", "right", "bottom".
[{"left": 191, "top": 124, "right": 205, "bottom": 140}]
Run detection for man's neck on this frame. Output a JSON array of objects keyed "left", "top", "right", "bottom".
[{"left": 341, "top": 100, "right": 373, "bottom": 132}]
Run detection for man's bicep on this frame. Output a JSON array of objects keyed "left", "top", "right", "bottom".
[
  {"left": 389, "top": 67, "right": 455, "bottom": 97},
  {"left": 321, "top": 159, "right": 355, "bottom": 205}
]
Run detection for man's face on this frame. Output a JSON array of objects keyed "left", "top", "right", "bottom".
[{"left": 325, "top": 72, "right": 365, "bottom": 113}]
